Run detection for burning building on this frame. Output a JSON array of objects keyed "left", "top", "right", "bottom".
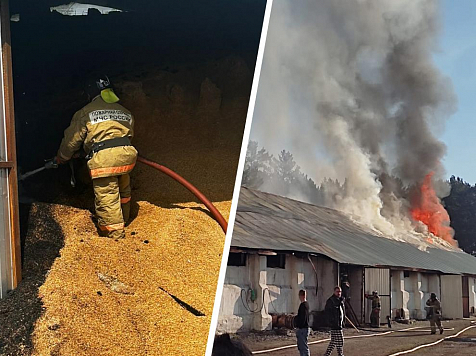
[
  {"left": 216, "top": 187, "right": 476, "bottom": 333},
  {"left": 251, "top": 0, "right": 459, "bottom": 251}
]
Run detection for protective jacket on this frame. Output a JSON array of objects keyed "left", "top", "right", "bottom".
[
  {"left": 426, "top": 297, "right": 442, "bottom": 316},
  {"left": 342, "top": 282, "right": 350, "bottom": 300},
  {"left": 325, "top": 295, "right": 345, "bottom": 330},
  {"left": 366, "top": 295, "right": 381, "bottom": 309},
  {"left": 57, "top": 96, "right": 137, "bottom": 179}
]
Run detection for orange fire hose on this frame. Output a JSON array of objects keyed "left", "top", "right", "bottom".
[{"left": 137, "top": 156, "right": 228, "bottom": 234}]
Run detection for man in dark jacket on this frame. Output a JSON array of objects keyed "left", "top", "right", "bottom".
[
  {"left": 295, "top": 289, "right": 311, "bottom": 356},
  {"left": 324, "top": 286, "right": 345, "bottom": 356}
]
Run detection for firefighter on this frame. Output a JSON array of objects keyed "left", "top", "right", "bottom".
[
  {"left": 342, "top": 279, "right": 351, "bottom": 301},
  {"left": 365, "top": 291, "right": 381, "bottom": 327},
  {"left": 426, "top": 293, "right": 444, "bottom": 334},
  {"left": 55, "top": 74, "right": 137, "bottom": 239}
]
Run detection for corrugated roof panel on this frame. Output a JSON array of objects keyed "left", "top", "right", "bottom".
[{"left": 232, "top": 187, "right": 476, "bottom": 275}]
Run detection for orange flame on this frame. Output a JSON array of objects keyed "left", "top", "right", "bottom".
[{"left": 410, "top": 172, "right": 456, "bottom": 246}]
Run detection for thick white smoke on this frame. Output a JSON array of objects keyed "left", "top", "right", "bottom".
[{"left": 251, "top": 0, "right": 456, "bottom": 247}]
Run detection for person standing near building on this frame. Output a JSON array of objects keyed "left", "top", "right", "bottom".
[
  {"left": 365, "top": 291, "right": 381, "bottom": 328},
  {"left": 294, "top": 289, "right": 311, "bottom": 356},
  {"left": 342, "top": 278, "right": 350, "bottom": 302},
  {"left": 55, "top": 74, "right": 137, "bottom": 240},
  {"left": 324, "top": 286, "right": 345, "bottom": 356},
  {"left": 426, "top": 293, "right": 444, "bottom": 334}
]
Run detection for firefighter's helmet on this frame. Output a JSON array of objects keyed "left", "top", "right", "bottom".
[{"left": 84, "top": 74, "right": 119, "bottom": 103}]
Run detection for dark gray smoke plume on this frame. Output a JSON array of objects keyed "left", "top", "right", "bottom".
[{"left": 251, "top": 0, "right": 456, "bottom": 246}]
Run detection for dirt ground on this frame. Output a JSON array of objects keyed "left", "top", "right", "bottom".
[
  {"left": 240, "top": 318, "right": 476, "bottom": 356},
  {"left": 1, "top": 57, "right": 251, "bottom": 356}
]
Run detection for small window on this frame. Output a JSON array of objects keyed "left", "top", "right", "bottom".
[
  {"left": 267, "top": 254, "right": 286, "bottom": 269},
  {"left": 404, "top": 271, "right": 410, "bottom": 278},
  {"left": 227, "top": 253, "right": 247, "bottom": 267}
]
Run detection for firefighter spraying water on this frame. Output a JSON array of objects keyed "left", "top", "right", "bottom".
[{"left": 18, "top": 75, "right": 227, "bottom": 237}]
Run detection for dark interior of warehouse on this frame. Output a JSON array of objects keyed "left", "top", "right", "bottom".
[{"left": 10, "top": 0, "right": 265, "bottom": 244}]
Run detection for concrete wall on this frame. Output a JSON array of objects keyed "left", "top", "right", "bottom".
[
  {"left": 391, "top": 270, "right": 406, "bottom": 319},
  {"left": 266, "top": 255, "right": 337, "bottom": 315},
  {"left": 441, "top": 274, "right": 463, "bottom": 319},
  {"left": 217, "top": 253, "right": 338, "bottom": 333},
  {"left": 391, "top": 271, "right": 440, "bottom": 320},
  {"left": 409, "top": 272, "right": 431, "bottom": 319},
  {"left": 217, "top": 260, "right": 254, "bottom": 332}
]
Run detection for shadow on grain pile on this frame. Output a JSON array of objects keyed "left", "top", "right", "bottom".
[
  {"left": 1, "top": 58, "right": 247, "bottom": 355},
  {"left": 0, "top": 204, "right": 65, "bottom": 355}
]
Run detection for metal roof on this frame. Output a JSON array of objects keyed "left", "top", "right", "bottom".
[{"left": 232, "top": 187, "right": 476, "bottom": 275}]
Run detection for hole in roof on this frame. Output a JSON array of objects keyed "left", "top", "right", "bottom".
[{"left": 50, "top": 2, "right": 124, "bottom": 16}]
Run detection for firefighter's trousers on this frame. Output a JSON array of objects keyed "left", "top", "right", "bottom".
[
  {"left": 429, "top": 315, "right": 443, "bottom": 334},
  {"left": 93, "top": 174, "right": 131, "bottom": 239},
  {"left": 370, "top": 308, "right": 381, "bottom": 327}
]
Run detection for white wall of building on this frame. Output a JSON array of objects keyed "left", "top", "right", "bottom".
[
  {"left": 217, "top": 261, "right": 254, "bottom": 332},
  {"left": 265, "top": 260, "right": 293, "bottom": 314},
  {"left": 217, "top": 253, "right": 338, "bottom": 333},
  {"left": 391, "top": 270, "right": 405, "bottom": 319},
  {"left": 391, "top": 271, "right": 440, "bottom": 320}
]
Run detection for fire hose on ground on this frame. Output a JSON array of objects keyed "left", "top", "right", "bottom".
[
  {"left": 136, "top": 156, "right": 227, "bottom": 233},
  {"left": 251, "top": 324, "right": 472, "bottom": 355},
  {"left": 18, "top": 155, "right": 228, "bottom": 234}
]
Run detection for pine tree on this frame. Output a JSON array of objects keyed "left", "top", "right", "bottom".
[
  {"left": 443, "top": 176, "right": 476, "bottom": 255},
  {"left": 242, "top": 141, "right": 273, "bottom": 189}
]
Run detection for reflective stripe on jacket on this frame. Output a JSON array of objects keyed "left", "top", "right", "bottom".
[{"left": 57, "top": 96, "right": 137, "bottom": 179}]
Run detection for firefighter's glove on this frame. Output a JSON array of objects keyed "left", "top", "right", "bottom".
[{"left": 44, "top": 157, "right": 60, "bottom": 169}]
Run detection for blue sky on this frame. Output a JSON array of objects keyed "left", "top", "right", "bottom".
[{"left": 434, "top": 0, "right": 476, "bottom": 184}]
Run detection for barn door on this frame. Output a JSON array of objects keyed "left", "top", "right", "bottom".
[
  {"left": 0, "top": 0, "right": 21, "bottom": 298},
  {"left": 364, "top": 268, "right": 391, "bottom": 324}
]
